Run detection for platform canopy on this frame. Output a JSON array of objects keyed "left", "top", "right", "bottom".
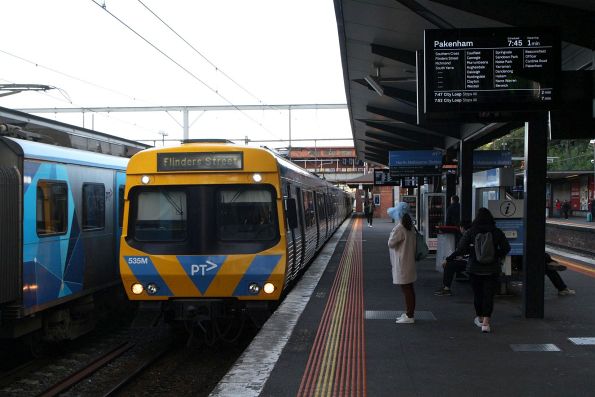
[{"left": 333, "top": 0, "right": 595, "bottom": 165}]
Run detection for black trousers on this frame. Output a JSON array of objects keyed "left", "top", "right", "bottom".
[
  {"left": 470, "top": 273, "right": 499, "bottom": 318},
  {"left": 367, "top": 212, "right": 373, "bottom": 225},
  {"left": 545, "top": 268, "right": 567, "bottom": 291},
  {"left": 443, "top": 259, "right": 467, "bottom": 287}
]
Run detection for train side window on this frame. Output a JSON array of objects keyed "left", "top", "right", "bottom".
[
  {"left": 118, "top": 185, "right": 125, "bottom": 228},
  {"left": 132, "top": 189, "right": 187, "bottom": 242},
  {"left": 36, "top": 180, "right": 68, "bottom": 236},
  {"left": 82, "top": 183, "right": 106, "bottom": 231}
]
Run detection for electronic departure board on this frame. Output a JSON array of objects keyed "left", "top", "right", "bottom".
[{"left": 424, "top": 28, "right": 560, "bottom": 119}]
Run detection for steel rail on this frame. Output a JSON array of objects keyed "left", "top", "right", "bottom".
[{"left": 37, "top": 341, "right": 135, "bottom": 397}]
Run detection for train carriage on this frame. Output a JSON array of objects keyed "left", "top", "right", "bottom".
[
  {"left": 119, "top": 139, "right": 352, "bottom": 323},
  {"left": 0, "top": 135, "right": 128, "bottom": 340}
]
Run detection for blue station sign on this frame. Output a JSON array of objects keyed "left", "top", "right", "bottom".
[
  {"left": 389, "top": 150, "right": 442, "bottom": 177},
  {"left": 473, "top": 150, "right": 512, "bottom": 170}
]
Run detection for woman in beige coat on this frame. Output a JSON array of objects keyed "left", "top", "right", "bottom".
[{"left": 387, "top": 203, "right": 417, "bottom": 324}]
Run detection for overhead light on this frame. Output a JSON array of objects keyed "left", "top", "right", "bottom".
[{"left": 364, "top": 75, "right": 384, "bottom": 96}]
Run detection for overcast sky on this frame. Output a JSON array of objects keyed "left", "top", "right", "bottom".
[{"left": 0, "top": 0, "right": 352, "bottom": 148}]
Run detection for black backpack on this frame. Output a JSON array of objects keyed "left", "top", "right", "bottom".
[{"left": 474, "top": 231, "right": 495, "bottom": 264}]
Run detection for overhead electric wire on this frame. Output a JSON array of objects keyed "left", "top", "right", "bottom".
[
  {"left": 0, "top": 48, "right": 155, "bottom": 105},
  {"left": 136, "top": 0, "right": 283, "bottom": 114},
  {"left": 90, "top": 0, "right": 282, "bottom": 141}
]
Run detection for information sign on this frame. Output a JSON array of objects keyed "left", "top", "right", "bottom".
[
  {"left": 389, "top": 150, "right": 442, "bottom": 177},
  {"left": 374, "top": 169, "right": 400, "bottom": 186},
  {"left": 424, "top": 27, "right": 559, "bottom": 118},
  {"left": 474, "top": 150, "right": 512, "bottom": 170}
]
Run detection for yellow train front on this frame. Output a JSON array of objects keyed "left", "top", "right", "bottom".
[{"left": 119, "top": 139, "right": 352, "bottom": 326}]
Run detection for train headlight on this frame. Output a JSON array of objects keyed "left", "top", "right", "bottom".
[
  {"left": 131, "top": 283, "right": 144, "bottom": 295},
  {"left": 146, "top": 283, "right": 159, "bottom": 295},
  {"left": 252, "top": 173, "right": 262, "bottom": 183},
  {"left": 263, "top": 283, "right": 275, "bottom": 294},
  {"left": 248, "top": 283, "right": 260, "bottom": 295},
  {"left": 141, "top": 175, "right": 151, "bottom": 184}
]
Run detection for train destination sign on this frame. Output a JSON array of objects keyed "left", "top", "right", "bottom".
[
  {"left": 424, "top": 27, "right": 559, "bottom": 118},
  {"left": 157, "top": 152, "right": 243, "bottom": 171}
]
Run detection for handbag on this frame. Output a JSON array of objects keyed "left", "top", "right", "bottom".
[{"left": 414, "top": 227, "right": 429, "bottom": 261}]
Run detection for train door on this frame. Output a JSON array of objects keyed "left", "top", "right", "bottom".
[
  {"left": 0, "top": 138, "right": 22, "bottom": 307},
  {"left": 302, "top": 189, "right": 317, "bottom": 264},
  {"left": 283, "top": 181, "right": 296, "bottom": 282},
  {"left": 115, "top": 171, "right": 126, "bottom": 263},
  {"left": 315, "top": 191, "right": 327, "bottom": 246},
  {"left": 313, "top": 191, "right": 321, "bottom": 249},
  {"left": 295, "top": 186, "right": 306, "bottom": 271}
]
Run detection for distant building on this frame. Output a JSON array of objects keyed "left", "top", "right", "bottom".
[{"left": 288, "top": 147, "right": 365, "bottom": 183}]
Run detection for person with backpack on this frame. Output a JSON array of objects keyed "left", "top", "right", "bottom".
[
  {"left": 387, "top": 202, "right": 417, "bottom": 324},
  {"left": 444, "top": 207, "right": 510, "bottom": 333}
]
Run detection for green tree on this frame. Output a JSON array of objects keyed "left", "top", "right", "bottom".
[
  {"left": 480, "top": 128, "right": 593, "bottom": 171},
  {"left": 547, "top": 140, "right": 593, "bottom": 171}
]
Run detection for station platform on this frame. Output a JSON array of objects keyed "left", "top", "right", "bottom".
[
  {"left": 547, "top": 216, "right": 595, "bottom": 230},
  {"left": 211, "top": 216, "right": 595, "bottom": 397}
]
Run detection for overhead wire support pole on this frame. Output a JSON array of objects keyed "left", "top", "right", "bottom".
[
  {"left": 288, "top": 106, "right": 292, "bottom": 151},
  {"left": 183, "top": 108, "right": 189, "bottom": 140}
]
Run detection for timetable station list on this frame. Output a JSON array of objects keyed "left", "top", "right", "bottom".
[{"left": 426, "top": 32, "right": 556, "bottom": 109}]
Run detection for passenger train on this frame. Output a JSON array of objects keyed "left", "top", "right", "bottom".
[
  {"left": 0, "top": 134, "right": 128, "bottom": 341},
  {"left": 119, "top": 140, "right": 353, "bottom": 331}
]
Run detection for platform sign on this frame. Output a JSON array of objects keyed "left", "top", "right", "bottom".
[
  {"left": 474, "top": 150, "right": 512, "bottom": 170},
  {"left": 374, "top": 170, "right": 421, "bottom": 186},
  {"left": 389, "top": 150, "right": 442, "bottom": 177},
  {"left": 424, "top": 27, "right": 560, "bottom": 119},
  {"left": 495, "top": 219, "right": 524, "bottom": 255},
  {"left": 489, "top": 199, "right": 524, "bottom": 255},
  {"left": 374, "top": 169, "right": 400, "bottom": 186},
  {"left": 488, "top": 199, "right": 524, "bottom": 219}
]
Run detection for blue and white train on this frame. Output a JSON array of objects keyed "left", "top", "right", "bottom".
[{"left": 0, "top": 135, "right": 128, "bottom": 340}]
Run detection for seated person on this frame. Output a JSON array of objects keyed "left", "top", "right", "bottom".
[
  {"left": 545, "top": 253, "right": 575, "bottom": 296},
  {"left": 435, "top": 220, "right": 471, "bottom": 296}
]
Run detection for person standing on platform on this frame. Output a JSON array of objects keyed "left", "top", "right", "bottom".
[
  {"left": 364, "top": 198, "right": 374, "bottom": 227},
  {"left": 590, "top": 198, "right": 595, "bottom": 222},
  {"left": 445, "top": 195, "right": 461, "bottom": 227},
  {"left": 562, "top": 200, "right": 570, "bottom": 219},
  {"left": 387, "top": 203, "right": 417, "bottom": 324},
  {"left": 555, "top": 199, "right": 561, "bottom": 218},
  {"left": 444, "top": 208, "right": 510, "bottom": 333}
]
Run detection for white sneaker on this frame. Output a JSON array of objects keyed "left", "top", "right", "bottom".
[
  {"left": 481, "top": 324, "right": 491, "bottom": 333},
  {"left": 396, "top": 315, "right": 414, "bottom": 324},
  {"left": 474, "top": 317, "right": 483, "bottom": 328},
  {"left": 558, "top": 288, "right": 576, "bottom": 296},
  {"left": 368, "top": 224, "right": 372, "bottom": 228}
]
